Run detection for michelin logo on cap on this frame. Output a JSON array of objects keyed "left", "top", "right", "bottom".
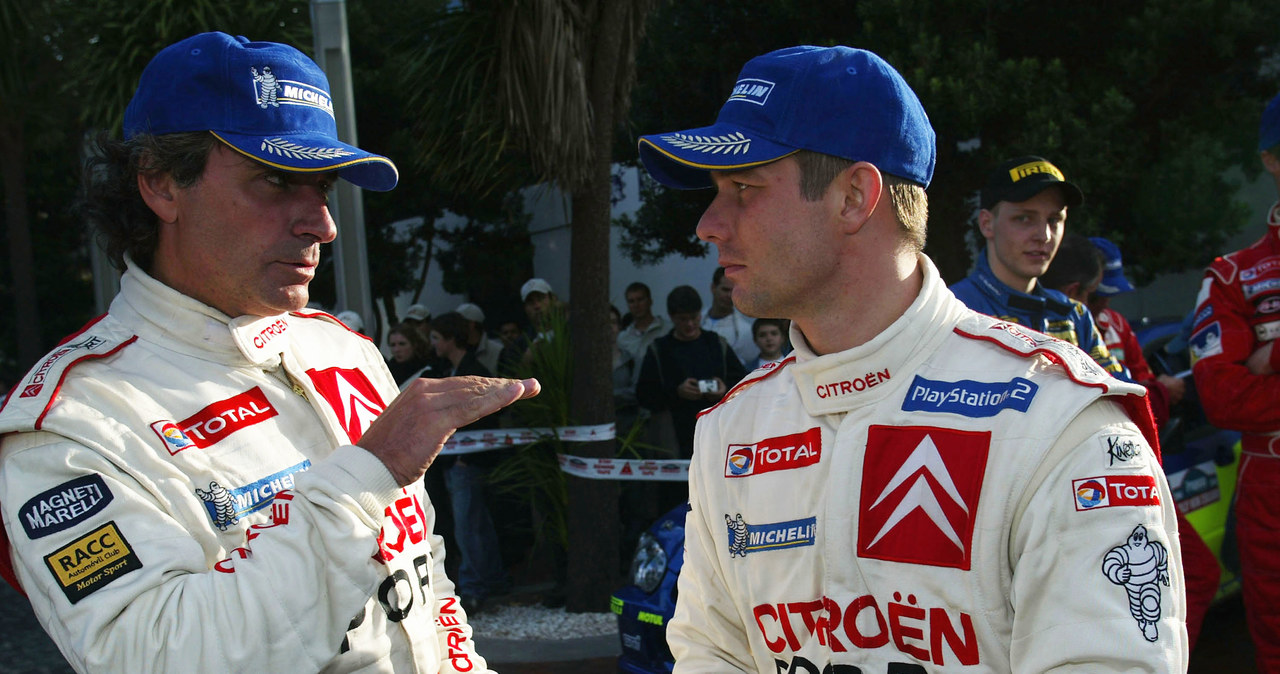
[{"left": 728, "top": 78, "right": 775, "bottom": 106}]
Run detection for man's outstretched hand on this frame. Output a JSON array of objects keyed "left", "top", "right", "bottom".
[{"left": 359, "top": 376, "right": 540, "bottom": 486}]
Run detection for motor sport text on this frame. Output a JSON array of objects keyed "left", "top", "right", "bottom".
[
  {"left": 816, "top": 369, "right": 891, "bottom": 399},
  {"left": 754, "top": 593, "right": 977, "bottom": 668},
  {"left": 152, "top": 387, "right": 279, "bottom": 453},
  {"left": 901, "top": 376, "right": 1037, "bottom": 418},
  {"left": 20, "top": 474, "right": 114, "bottom": 540},
  {"left": 726, "top": 427, "right": 822, "bottom": 478},
  {"left": 43, "top": 521, "right": 142, "bottom": 604},
  {"left": 252, "top": 319, "right": 289, "bottom": 350}
]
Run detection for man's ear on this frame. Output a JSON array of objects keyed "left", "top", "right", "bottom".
[
  {"left": 137, "top": 170, "right": 179, "bottom": 224},
  {"left": 837, "top": 162, "right": 883, "bottom": 234},
  {"left": 977, "top": 209, "right": 996, "bottom": 241},
  {"left": 1061, "top": 281, "right": 1082, "bottom": 302},
  {"left": 1263, "top": 149, "right": 1280, "bottom": 176}
]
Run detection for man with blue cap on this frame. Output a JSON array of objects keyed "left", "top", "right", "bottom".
[
  {"left": 0, "top": 33, "right": 536, "bottom": 673},
  {"left": 638, "top": 45, "right": 1185, "bottom": 671},
  {"left": 1191, "top": 90, "right": 1280, "bottom": 672}
]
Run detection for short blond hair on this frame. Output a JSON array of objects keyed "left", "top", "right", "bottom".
[{"left": 793, "top": 150, "right": 928, "bottom": 251}]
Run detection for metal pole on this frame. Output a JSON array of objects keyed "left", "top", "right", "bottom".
[{"left": 311, "top": 0, "right": 374, "bottom": 324}]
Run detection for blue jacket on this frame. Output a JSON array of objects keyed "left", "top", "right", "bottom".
[{"left": 950, "top": 251, "right": 1127, "bottom": 377}]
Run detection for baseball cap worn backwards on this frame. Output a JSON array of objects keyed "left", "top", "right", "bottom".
[
  {"left": 123, "top": 32, "right": 398, "bottom": 192},
  {"left": 980, "top": 156, "right": 1083, "bottom": 211},
  {"left": 1261, "top": 91, "right": 1280, "bottom": 152},
  {"left": 637, "top": 46, "right": 936, "bottom": 190}
]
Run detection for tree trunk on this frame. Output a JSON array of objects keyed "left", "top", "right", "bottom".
[
  {"left": 564, "top": 0, "right": 627, "bottom": 612},
  {"left": 0, "top": 119, "right": 42, "bottom": 369}
]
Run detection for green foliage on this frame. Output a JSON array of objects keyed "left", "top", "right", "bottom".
[
  {"left": 621, "top": 0, "right": 1280, "bottom": 284},
  {"left": 433, "top": 193, "right": 535, "bottom": 318}
]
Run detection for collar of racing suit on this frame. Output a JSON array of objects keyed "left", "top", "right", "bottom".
[
  {"left": 787, "top": 253, "right": 970, "bottom": 417},
  {"left": 966, "top": 248, "right": 1072, "bottom": 316},
  {"left": 114, "top": 257, "right": 293, "bottom": 368}
]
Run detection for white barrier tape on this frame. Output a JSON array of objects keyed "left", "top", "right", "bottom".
[
  {"left": 440, "top": 423, "right": 617, "bottom": 455},
  {"left": 557, "top": 455, "right": 691, "bottom": 482}
]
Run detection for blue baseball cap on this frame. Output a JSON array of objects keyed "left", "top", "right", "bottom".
[
  {"left": 637, "top": 46, "right": 935, "bottom": 189},
  {"left": 1089, "top": 236, "right": 1135, "bottom": 297},
  {"left": 124, "top": 32, "right": 398, "bottom": 191},
  {"left": 1260, "top": 91, "right": 1280, "bottom": 153}
]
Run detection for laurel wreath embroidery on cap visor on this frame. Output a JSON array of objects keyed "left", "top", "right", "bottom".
[
  {"left": 260, "top": 137, "right": 356, "bottom": 161},
  {"left": 661, "top": 132, "right": 751, "bottom": 155}
]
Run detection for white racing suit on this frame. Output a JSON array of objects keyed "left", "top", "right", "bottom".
[
  {"left": 669, "top": 256, "right": 1188, "bottom": 673},
  {"left": 0, "top": 264, "right": 490, "bottom": 673}
]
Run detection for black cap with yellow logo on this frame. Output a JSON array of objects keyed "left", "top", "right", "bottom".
[{"left": 980, "top": 155, "right": 1083, "bottom": 210}]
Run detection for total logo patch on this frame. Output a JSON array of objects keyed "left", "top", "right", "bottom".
[
  {"left": 150, "top": 386, "right": 279, "bottom": 454},
  {"left": 858, "top": 426, "right": 990, "bottom": 570},
  {"left": 901, "top": 375, "right": 1037, "bottom": 418},
  {"left": 725, "top": 513, "right": 816, "bottom": 557},
  {"left": 19, "top": 475, "right": 114, "bottom": 540},
  {"left": 1072, "top": 475, "right": 1161, "bottom": 511},
  {"left": 724, "top": 427, "right": 821, "bottom": 478},
  {"left": 43, "top": 521, "right": 142, "bottom": 604},
  {"left": 1258, "top": 297, "right": 1280, "bottom": 315}
]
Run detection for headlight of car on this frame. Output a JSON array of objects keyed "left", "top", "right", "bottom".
[{"left": 629, "top": 531, "right": 668, "bottom": 594}]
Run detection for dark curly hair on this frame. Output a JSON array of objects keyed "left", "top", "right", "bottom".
[{"left": 78, "top": 131, "right": 219, "bottom": 272}]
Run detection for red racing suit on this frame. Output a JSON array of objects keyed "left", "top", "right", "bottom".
[
  {"left": 0, "top": 264, "right": 490, "bottom": 673},
  {"left": 670, "top": 256, "right": 1187, "bottom": 673},
  {"left": 1191, "top": 200, "right": 1280, "bottom": 670}
]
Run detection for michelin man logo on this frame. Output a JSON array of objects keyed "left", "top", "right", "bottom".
[
  {"left": 725, "top": 514, "right": 748, "bottom": 557},
  {"left": 1102, "top": 524, "right": 1169, "bottom": 642},
  {"left": 197, "top": 481, "right": 238, "bottom": 531},
  {"left": 251, "top": 66, "right": 282, "bottom": 108}
]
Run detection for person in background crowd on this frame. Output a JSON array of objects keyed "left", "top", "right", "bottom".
[
  {"left": 426, "top": 312, "right": 510, "bottom": 616},
  {"left": 402, "top": 302, "right": 432, "bottom": 341},
  {"left": 617, "top": 282, "right": 667, "bottom": 388},
  {"left": 636, "top": 44, "right": 1184, "bottom": 671},
  {"left": 702, "top": 267, "right": 758, "bottom": 364},
  {"left": 335, "top": 310, "right": 365, "bottom": 335},
  {"left": 746, "top": 318, "right": 789, "bottom": 370},
  {"left": 456, "top": 302, "right": 504, "bottom": 375},
  {"left": 950, "top": 156, "right": 1126, "bottom": 377},
  {"left": 1191, "top": 90, "right": 1280, "bottom": 672},
  {"left": 386, "top": 322, "right": 436, "bottom": 387},
  {"left": 0, "top": 31, "right": 537, "bottom": 673},
  {"left": 1043, "top": 233, "right": 1216, "bottom": 650},
  {"left": 636, "top": 285, "right": 745, "bottom": 460},
  {"left": 610, "top": 305, "right": 638, "bottom": 409}
]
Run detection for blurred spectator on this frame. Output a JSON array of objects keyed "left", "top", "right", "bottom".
[
  {"left": 610, "top": 305, "right": 637, "bottom": 408},
  {"left": 637, "top": 285, "right": 746, "bottom": 459},
  {"left": 617, "top": 282, "right": 667, "bottom": 388},
  {"left": 427, "top": 312, "right": 510, "bottom": 615},
  {"left": 457, "top": 302, "right": 504, "bottom": 374},
  {"left": 334, "top": 310, "right": 364, "bottom": 335},
  {"left": 747, "top": 318, "right": 789, "bottom": 370},
  {"left": 702, "top": 267, "right": 758, "bottom": 364},
  {"left": 402, "top": 303, "right": 432, "bottom": 343},
  {"left": 1190, "top": 91, "right": 1280, "bottom": 666},
  {"left": 385, "top": 323, "right": 431, "bottom": 386}
]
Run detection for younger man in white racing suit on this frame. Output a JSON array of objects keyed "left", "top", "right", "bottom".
[{"left": 636, "top": 45, "right": 1186, "bottom": 672}]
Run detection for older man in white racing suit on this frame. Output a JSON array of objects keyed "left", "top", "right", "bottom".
[
  {"left": 0, "top": 32, "right": 537, "bottom": 673},
  {"left": 636, "top": 45, "right": 1186, "bottom": 672}
]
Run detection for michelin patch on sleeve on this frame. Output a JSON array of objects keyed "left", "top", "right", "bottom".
[
  {"left": 1102, "top": 524, "right": 1170, "bottom": 643},
  {"left": 19, "top": 475, "right": 114, "bottom": 540},
  {"left": 43, "top": 521, "right": 142, "bottom": 604}
]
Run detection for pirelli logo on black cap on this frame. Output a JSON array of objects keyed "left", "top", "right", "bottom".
[{"left": 43, "top": 521, "right": 142, "bottom": 604}]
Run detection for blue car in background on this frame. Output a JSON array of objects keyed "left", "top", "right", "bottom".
[{"left": 612, "top": 313, "right": 1242, "bottom": 673}]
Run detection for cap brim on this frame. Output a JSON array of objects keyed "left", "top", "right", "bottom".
[
  {"left": 212, "top": 130, "right": 399, "bottom": 192},
  {"left": 1096, "top": 276, "right": 1135, "bottom": 297},
  {"left": 989, "top": 180, "right": 1084, "bottom": 210},
  {"left": 638, "top": 124, "right": 798, "bottom": 190}
]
